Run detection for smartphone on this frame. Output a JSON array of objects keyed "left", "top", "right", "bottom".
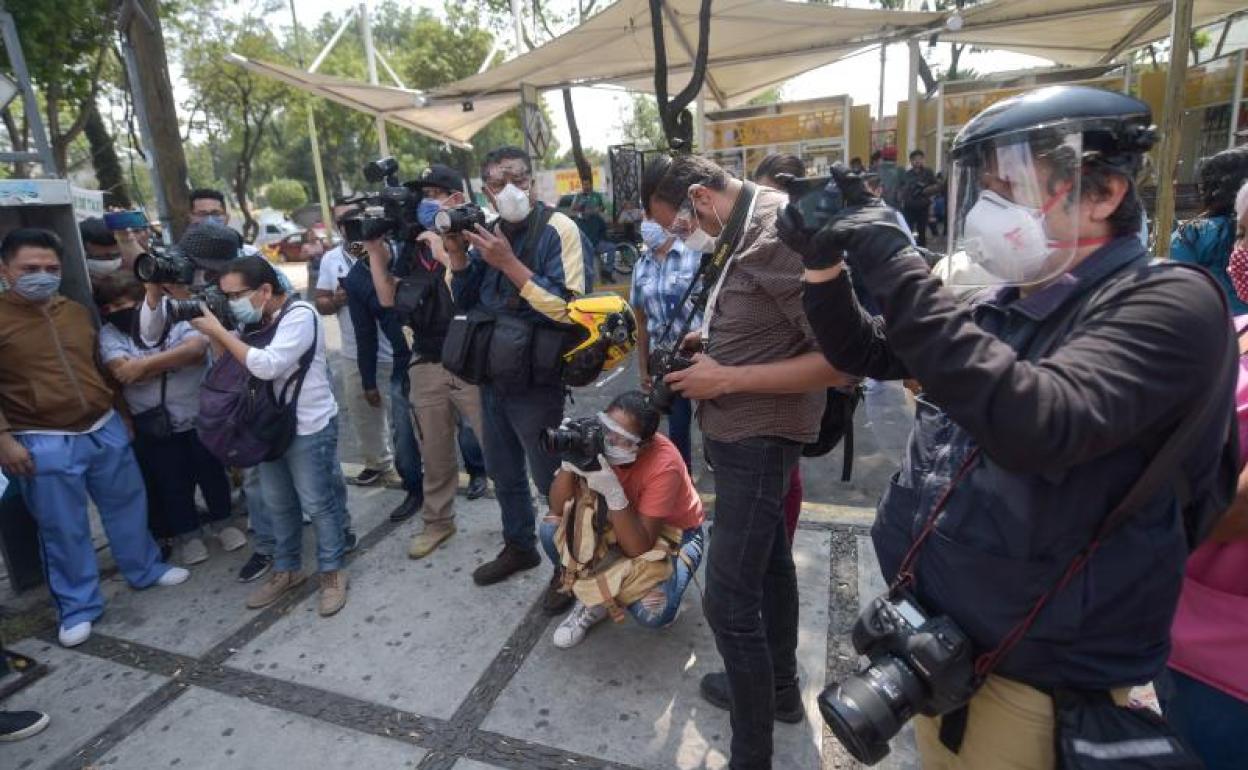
[{"left": 103, "top": 210, "right": 149, "bottom": 231}]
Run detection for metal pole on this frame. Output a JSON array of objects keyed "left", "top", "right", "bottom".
[
  {"left": 878, "top": 43, "right": 887, "bottom": 123},
  {"left": 290, "top": 0, "right": 333, "bottom": 231},
  {"left": 0, "top": 9, "right": 55, "bottom": 175},
  {"left": 359, "top": 2, "right": 389, "bottom": 157},
  {"left": 935, "top": 82, "right": 945, "bottom": 169},
  {"left": 1124, "top": 60, "right": 1134, "bottom": 95},
  {"left": 508, "top": 0, "right": 526, "bottom": 55},
  {"left": 843, "top": 94, "right": 851, "bottom": 165},
  {"left": 1230, "top": 49, "right": 1245, "bottom": 150},
  {"left": 308, "top": 6, "right": 357, "bottom": 74},
  {"left": 696, "top": 92, "right": 706, "bottom": 155},
  {"left": 906, "top": 38, "right": 920, "bottom": 156},
  {"left": 1154, "top": 0, "right": 1194, "bottom": 260},
  {"left": 120, "top": 32, "right": 173, "bottom": 243}
]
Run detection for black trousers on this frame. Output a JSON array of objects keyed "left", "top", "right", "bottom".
[
  {"left": 133, "top": 429, "right": 233, "bottom": 539},
  {"left": 903, "top": 204, "right": 931, "bottom": 248},
  {"left": 703, "top": 436, "right": 802, "bottom": 770}
]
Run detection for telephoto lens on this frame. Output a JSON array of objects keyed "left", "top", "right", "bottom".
[
  {"left": 433, "top": 203, "right": 491, "bottom": 235},
  {"left": 133, "top": 250, "right": 195, "bottom": 285}
]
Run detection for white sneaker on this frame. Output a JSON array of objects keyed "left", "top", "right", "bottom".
[
  {"left": 215, "top": 525, "right": 248, "bottom": 552},
  {"left": 156, "top": 566, "right": 190, "bottom": 587},
  {"left": 178, "top": 537, "right": 209, "bottom": 565},
  {"left": 552, "top": 601, "right": 608, "bottom": 649},
  {"left": 58, "top": 621, "right": 92, "bottom": 647}
]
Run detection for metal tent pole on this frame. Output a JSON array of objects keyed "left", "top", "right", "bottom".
[
  {"left": 359, "top": 2, "right": 389, "bottom": 157},
  {"left": 1154, "top": 0, "right": 1194, "bottom": 260},
  {"left": 906, "top": 38, "right": 920, "bottom": 156},
  {"left": 1230, "top": 49, "right": 1245, "bottom": 150},
  {"left": 290, "top": 0, "right": 333, "bottom": 230}
]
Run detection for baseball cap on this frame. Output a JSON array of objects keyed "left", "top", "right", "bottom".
[{"left": 407, "top": 164, "right": 466, "bottom": 195}]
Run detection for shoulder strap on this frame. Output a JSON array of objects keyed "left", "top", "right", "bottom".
[
  {"left": 271, "top": 301, "right": 320, "bottom": 408},
  {"left": 516, "top": 204, "right": 556, "bottom": 270}
]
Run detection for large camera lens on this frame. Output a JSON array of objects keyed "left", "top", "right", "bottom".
[
  {"left": 134, "top": 251, "right": 194, "bottom": 285},
  {"left": 166, "top": 297, "right": 205, "bottom": 324},
  {"left": 539, "top": 427, "right": 575, "bottom": 455},
  {"left": 819, "top": 656, "right": 925, "bottom": 766}
]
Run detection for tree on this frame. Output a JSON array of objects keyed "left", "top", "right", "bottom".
[
  {"left": 264, "top": 178, "right": 308, "bottom": 213},
  {"left": 83, "top": 102, "right": 131, "bottom": 208},
  {"left": 621, "top": 94, "right": 667, "bottom": 151}
]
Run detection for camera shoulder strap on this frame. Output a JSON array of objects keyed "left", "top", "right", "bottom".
[{"left": 655, "top": 180, "right": 758, "bottom": 349}]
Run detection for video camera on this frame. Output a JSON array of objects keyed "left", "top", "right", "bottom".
[
  {"left": 338, "top": 157, "right": 421, "bottom": 244},
  {"left": 539, "top": 416, "right": 605, "bottom": 472},
  {"left": 132, "top": 248, "right": 234, "bottom": 330}
]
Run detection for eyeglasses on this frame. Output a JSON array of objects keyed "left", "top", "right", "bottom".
[
  {"left": 484, "top": 175, "right": 532, "bottom": 194},
  {"left": 222, "top": 288, "right": 255, "bottom": 302}
]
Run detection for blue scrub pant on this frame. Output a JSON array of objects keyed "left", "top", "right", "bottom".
[{"left": 15, "top": 412, "right": 169, "bottom": 628}]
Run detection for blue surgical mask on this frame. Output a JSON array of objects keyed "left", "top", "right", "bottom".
[
  {"left": 13, "top": 272, "right": 61, "bottom": 302},
  {"left": 640, "top": 221, "right": 670, "bottom": 252},
  {"left": 417, "top": 199, "right": 442, "bottom": 230},
  {"left": 229, "top": 294, "right": 262, "bottom": 325},
  {"left": 203, "top": 214, "right": 227, "bottom": 227}
]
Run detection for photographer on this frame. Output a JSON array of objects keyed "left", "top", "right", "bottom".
[
  {"left": 641, "top": 153, "right": 851, "bottom": 769},
  {"left": 443, "top": 146, "right": 592, "bottom": 588},
  {"left": 188, "top": 256, "right": 352, "bottom": 617},
  {"left": 789, "top": 87, "right": 1236, "bottom": 768},
  {"left": 361, "top": 164, "right": 488, "bottom": 558},
  {"left": 539, "top": 391, "right": 704, "bottom": 648}
]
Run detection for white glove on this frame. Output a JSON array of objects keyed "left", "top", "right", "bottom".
[{"left": 562, "top": 456, "right": 629, "bottom": 511}]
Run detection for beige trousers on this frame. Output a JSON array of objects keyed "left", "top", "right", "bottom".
[
  {"left": 409, "top": 362, "right": 485, "bottom": 524},
  {"left": 341, "top": 359, "right": 394, "bottom": 472},
  {"left": 915, "top": 674, "right": 1131, "bottom": 770}
]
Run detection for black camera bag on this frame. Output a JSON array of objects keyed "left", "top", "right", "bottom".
[
  {"left": 1054, "top": 689, "right": 1202, "bottom": 770},
  {"left": 441, "top": 309, "right": 494, "bottom": 385}
]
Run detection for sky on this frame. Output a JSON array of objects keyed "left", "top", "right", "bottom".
[{"left": 237, "top": 1, "right": 1064, "bottom": 154}]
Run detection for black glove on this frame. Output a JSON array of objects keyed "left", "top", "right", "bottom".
[
  {"left": 777, "top": 201, "right": 845, "bottom": 270},
  {"left": 823, "top": 203, "right": 915, "bottom": 274}
]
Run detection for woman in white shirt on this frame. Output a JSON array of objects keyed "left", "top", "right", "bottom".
[{"left": 189, "top": 256, "right": 351, "bottom": 617}]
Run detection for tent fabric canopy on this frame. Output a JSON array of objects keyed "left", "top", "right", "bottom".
[
  {"left": 225, "top": 54, "right": 518, "bottom": 149},
  {"left": 430, "top": 0, "right": 943, "bottom": 109},
  {"left": 945, "top": 0, "right": 1246, "bottom": 66}
]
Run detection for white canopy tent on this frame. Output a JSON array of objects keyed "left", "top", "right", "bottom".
[{"left": 225, "top": 54, "right": 519, "bottom": 149}]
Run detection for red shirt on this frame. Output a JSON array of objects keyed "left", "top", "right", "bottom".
[{"left": 613, "top": 433, "right": 705, "bottom": 531}]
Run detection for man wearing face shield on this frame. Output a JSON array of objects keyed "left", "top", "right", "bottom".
[
  {"left": 441, "top": 146, "right": 593, "bottom": 588},
  {"left": 785, "top": 86, "right": 1238, "bottom": 768}
]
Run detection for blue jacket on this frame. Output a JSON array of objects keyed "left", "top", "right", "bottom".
[
  {"left": 804, "top": 237, "right": 1236, "bottom": 690},
  {"left": 1171, "top": 214, "right": 1247, "bottom": 314},
  {"left": 344, "top": 257, "right": 410, "bottom": 392},
  {"left": 450, "top": 205, "right": 593, "bottom": 328}
]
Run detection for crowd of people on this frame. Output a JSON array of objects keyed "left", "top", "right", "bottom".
[{"left": 1, "top": 84, "right": 1247, "bottom": 770}]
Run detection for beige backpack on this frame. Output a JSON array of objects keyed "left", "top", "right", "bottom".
[{"left": 554, "top": 477, "right": 682, "bottom": 621}]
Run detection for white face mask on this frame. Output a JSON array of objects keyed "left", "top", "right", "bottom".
[
  {"left": 87, "top": 258, "right": 122, "bottom": 278},
  {"left": 598, "top": 411, "right": 641, "bottom": 466},
  {"left": 961, "top": 190, "right": 1051, "bottom": 283},
  {"left": 493, "top": 183, "right": 532, "bottom": 223},
  {"left": 682, "top": 227, "right": 717, "bottom": 254}
]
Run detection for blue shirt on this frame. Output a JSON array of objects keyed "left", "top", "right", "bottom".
[
  {"left": 344, "top": 257, "right": 410, "bottom": 391},
  {"left": 1171, "top": 214, "right": 1247, "bottom": 314},
  {"left": 630, "top": 240, "right": 703, "bottom": 349},
  {"left": 450, "top": 206, "right": 593, "bottom": 326}
]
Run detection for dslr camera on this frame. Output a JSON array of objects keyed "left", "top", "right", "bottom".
[
  {"left": 339, "top": 157, "right": 420, "bottom": 244},
  {"left": 647, "top": 347, "right": 696, "bottom": 414},
  {"left": 539, "top": 416, "right": 605, "bottom": 472},
  {"left": 819, "top": 591, "right": 976, "bottom": 765},
  {"left": 776, "top": 163, "right": 873, "bottom": 233},
  {"left": 132, "top": 248, "right": 234, "bottom": 330},
  {"left": 433, "top": 202, "right": 494, "bottom": 235}
]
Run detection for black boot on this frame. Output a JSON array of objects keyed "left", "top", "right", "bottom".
[
  {"left": 699, "top": 671, "right": 805, "bottom": 724},
  {"left": 472, "top": 543, "right": 542, "bottom": 586},
  {"left": 389, "top": 492, "right": 422, "bottom": 523}
]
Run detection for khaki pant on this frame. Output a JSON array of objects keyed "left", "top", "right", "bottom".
[
  {"left": 915, "top": 675, "right": 1132, "bottom": 770},
  {"left": 341, "top": 359, "right": 394, "bottom": 472},
  {"left": 410, "top": 362, "right": 484, "bottom": 524}
]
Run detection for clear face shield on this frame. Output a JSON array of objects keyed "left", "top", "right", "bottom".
[{"left": 947, "top": 130, "right": 1083, "bottom": 288}]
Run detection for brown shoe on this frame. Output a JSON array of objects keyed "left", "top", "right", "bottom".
[
  {"left": 408, "top": 522, "right": 456, "bottom": 559},
  {"left": 246, "top": 571, "right": 306, "bottom": 609},
  {"left": 318, "top": 570, "right": 349, "bottom": 617}
]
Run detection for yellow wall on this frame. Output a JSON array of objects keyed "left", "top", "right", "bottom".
[{"left": 850, "top": 105, "right": 871, "bottom": 163}]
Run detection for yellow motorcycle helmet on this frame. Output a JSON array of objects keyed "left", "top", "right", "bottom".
[{"left": 562, "top": 293, "right": 637, "bottom": 387}]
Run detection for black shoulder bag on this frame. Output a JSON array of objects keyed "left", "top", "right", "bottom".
[{"left": 129, "top": 311, "right": 175, "bottom": 441}]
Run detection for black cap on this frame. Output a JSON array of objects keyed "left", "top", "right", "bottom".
[
  {"left": 170, "top": 222, "right": 244, "bottom": 272},
  {"left": 407, "top": 164, "right": 465, "bottom": 195},
  {"left": 79, "top": 217, "right": 117, "bottom": 247}
]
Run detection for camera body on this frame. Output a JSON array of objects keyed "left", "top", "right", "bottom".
[
  {"left": 165, "top": 285, "right": 235, "bottom": 331},
  {"left": 539, "top": 416, "right": 606, "bottom": 472},
  {"left": 819, "top": 592, "right": 977, "bottom": 765},
  {"left": 133, "top": 249, "right": 195, "bottom": 285},
  {"left": 647, "top": 346, "right": 695, "bottom": 413},
  {"left": 340, "top": 156, "right": 420, "bottom": 243},
  {"left": 779, "top": 166, "right": 873, "bottom": 232},
  {"left": 433, "top": 202, "right": 493, "bottom": 235}
]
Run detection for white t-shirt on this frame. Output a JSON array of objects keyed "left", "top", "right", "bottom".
[
  {"left": 315, "top": 246, "right": 392, "bottom": 364},
  {"left": 242, "top": 301, "right": 338, "bottom": 436}
]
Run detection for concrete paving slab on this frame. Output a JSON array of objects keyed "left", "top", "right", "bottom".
[
  {"left": 97, "top": 685, "right": 425, "bottom": 769},
  {"left": 0, "top": 640, "right": 167, "bottom": 770},
  {"left": 453, "top": 761, "right": 507, "bottom": 770},
  {"left": 91, "top": 484, "right": 400, "bottom": 658},
  {"left": 480, "top": 531, "right": 831, "bottom": 770},
  {"left": 855, "top": 535, "right": 920, "bottom": 770},
  {"left": 229, "top": 497, "right": 543, "bottom": 719}
]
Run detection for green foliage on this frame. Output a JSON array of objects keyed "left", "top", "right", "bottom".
[
  {"left": 264, "top": 178, "right": 308, "bottom": 212},
  {"left": 621, "top": 94, "right": 667, "bottom": 151}
]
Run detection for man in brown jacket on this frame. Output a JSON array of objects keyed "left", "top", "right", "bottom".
[{"left": 0, "top": 229, "right": 186, "bottom": 649}]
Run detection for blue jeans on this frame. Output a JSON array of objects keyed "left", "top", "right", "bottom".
[
  {"left": 15, "top": 412, "right": 170, "bottom": 627},
  {"left": 1160, "top": 668, "right": 1248, "bottom": 770},
  {"left": 480, "top": 383, "right": 564, "bottom": 550},
  {"left": 666, "top": 395, "right": 693, "bottom": 470},
  {"left": 259, "top": 417, "right": 349, "bottom": 574},
  {"left": 596, "top": 241, "right": 619, "bottom": 274},
  {"left": 390, "top": 369, "right": 425, "bottom": 497},
  {"left": 540, "top": 520, "right": 704, "bottom": 627},
  {"left": 703, "top": 435, "right": 802, "bottom": 770},
  {"left": 458, "top": 418, "right": 486, "bottom": 476},
  {"left": 243, "top": 466, "right": 274, "bottom": 556}
]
